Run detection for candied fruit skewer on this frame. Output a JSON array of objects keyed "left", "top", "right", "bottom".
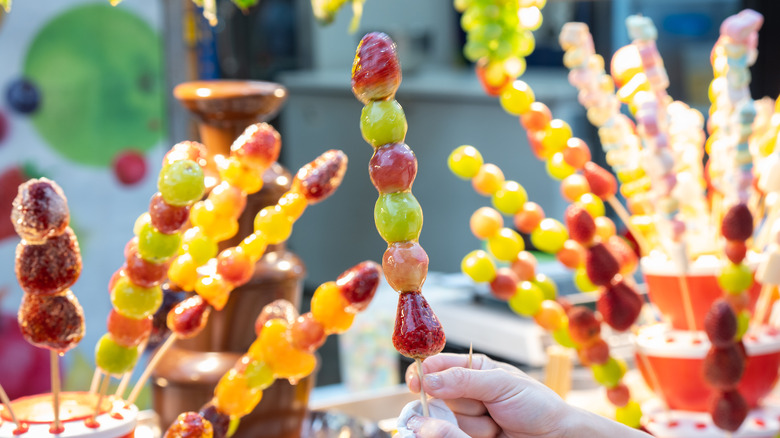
[
  {"left": 351, "top": 32, "right": 446, "bottom": 417},
  {"left": 162, "top": 261, "right": 381, "bottom": 438},
  {"left": 126, "top": 149, "right": 348, "bottom": 405},
  {"left": 0, "top": 382, "right": 23, "bottom": 432}
]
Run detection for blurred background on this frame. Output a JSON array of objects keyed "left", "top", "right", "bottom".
[{"left": 0, "top": 0, "right": 776, "bottom": 406}]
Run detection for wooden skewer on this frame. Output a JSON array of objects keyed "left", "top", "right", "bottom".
[
  {"left": 127, "top": 334, "right": 178, "bottom": 406},
  {"left": 677, "top": 274, "right": 698, "bottom": 332},
  {"left": 752, "top": 283, "right": 776, "bottom": 327},
  {"left": 607, "top": 196, "right": 651, "bottom": 257},
  {"left": 467, "top": 342, "right": 473, "bottom": 369},
  {"left": 91, "top": 372, "right": 110, "bottom": 422},
  {"left": 0, "top": 382, "right": 21, "bottom": 430},
  {"left": 89, "top": 369, "right": 102, "bottom": 394},
  {"left": 415, "top": 359, "right": 430, "bottom": 417},
  {"left": 636, "top": 347, "right": 671, "bottom": 418},
  {"left": 115, "top": 339, "right": 149, "bottom": 399},
  {"left": 50, "top": 351, "right": 61, "bottom": 432}
]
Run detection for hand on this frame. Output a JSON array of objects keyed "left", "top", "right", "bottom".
[{"left": 403, "top": 353, "right": 650, "bottom": 438}]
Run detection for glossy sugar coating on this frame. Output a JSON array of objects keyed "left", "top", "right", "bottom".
[
  {"left": 336, "top": 260, "right": 382, "bottom": 311},
  {"left": 198, "top": 403, "right": 230, "bottom": 438},
  {"left": 253, "top": 299, "right": 298, "bottom": 336},
  {"left": 230, "top": 122, "right": 282, "bottom": 170},
  {"left": 11, "top": 178, "right": 70, "bottom": 244},
  {"left": 368, "top": 142, "right": 417, "bottom": 193},
  {"left": 167, "top": 295, "right": 211, "bottom": 339},
  {"left": 164, "top": 412, "right": 214, "bottom": 438},
  {"left": 107, "top": 309, "right": 152, "bottom": 348},
  {"left": 149, "top": 192, "right": 191, "bottom": 234},
  {"left": 293, "top": 149, "right": 348, "bottom": 204},
  {"left": 94, "top": 333, "right": 139, "bottom": 375},
  {"left": 15, "top": 227, "right": 81, "bottom": 295},
  {"left": 351, "top": 32, "right": 401, "bottom": 104},
  {"left": 392, "top": 291, "right": 446, "bottom": 360},
  {"left": 18, "top": 289, "right": 84, "bottom": 353}
]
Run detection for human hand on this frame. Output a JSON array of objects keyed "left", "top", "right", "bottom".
[{"left": 403, "top": 353, "right": 650, "bottom": 438}]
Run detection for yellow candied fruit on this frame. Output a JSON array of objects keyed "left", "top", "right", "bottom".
[
  {"left": 190, "top": 200, "right": 218, "bottom": 231},
  {"left": 239, "top": 232, "right": 269, "bottom": 263},
  {"left": 195, "top": 274, "right": 232, "bottom": 311},
  {"left": 311, "top": 281, "right": 355, "bottom": 334},
  {"left": 214, "top": 369, "right": 263, "bottom": 417},
  {"left": 218, "top": 156, "right": 264, "bottom": 194},
  {"left": 257, "top": 319, "right": 317, "bottom": 380},
  {"left": 199, "top": 213, "right": 239, "bottom": 242},
  {"left": 540, "top": 119, "right": 572, "bottom": 156},
  {"left": 168, "top": 253, "right": 199, "bottom": 291},
  {"left": 277, "top": 191, "right": 308, "bottom": 221},
  {"left": 254, "top": 206, "right": 294, "bottom": 244}
]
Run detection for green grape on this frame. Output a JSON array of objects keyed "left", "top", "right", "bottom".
[
  {"left": 95, "top": 334, "right": 139, "bottom": 375},
  {"left": 111, "top": 276, "right": 163, "bottom": 319},
  {"left": 508, "top": 281, "right": 544, "bottom": 316},
  {"left": 717, "top": 262, "right": 754, "bottom": 294},
  {"left": 181, "top": 227, "right": 218, "bottom": 265},
  {"left": 158, "top": 159, "right": 205, "bottom": 207},
  {"left": 464, "top": 39, "right": 490, "bottom": 62},
  {"left": 461, "top": 8, "right": 485, "bottom": 32},
  {"left": 138, "top": 222, "right": 181, "bottom": 263},
  {"left": 487, "top": 227, "right": 524, "bottom": 262},
  {"left": 245, "top": 359, "right": 275, "bottom": 390},
  {"left": 461, "top": 250, "right": 497, "bottom": 283},
  {"left": 736, "top": 309, "right": 750, "bottom": 340},
  {"left": 360, "top": 100, "right": 408, "bottom": 147},
  {"left": 493, "top": 39, "right": 513, "bottom": 60},
  {"left": 533, "top": 273, "right": 557, "bottom": 300},
  {"left": 374, "top": 192, "right": 423, "bottom": 243},
  {"left": 133, "top": 212, "right": 151, "bottom": 236},
  {"left": 553, "top": 318, "right": 577, "bottom": 348},
  {"left": 512, "top": 30, "right": 536, "bottom": 58},
  {"left": 615, "top": 401, "right": 642, "bottom": 428},
  {"left": 592, "top": 357, "right": 626, "bottom": 388}
]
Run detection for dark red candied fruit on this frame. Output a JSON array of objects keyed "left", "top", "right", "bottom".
[
  {"left": 336, "top": 260, "right": 382, "bottom": 311},
  {"left": 125, "top": 238, "right": 172, "bottom": 288},
  {"left": 597, "top": 279, "right": 643, "bottom": 331},
  {"left": 368, "top": 143, "right": 417, "bottom": 193},
  {"left": 15, "top": 227, "right": 81, "bottom": 295},
  {"left": 704, "top": 299, "right": 738, "bottom": 347},
  {"left": 703, "top": 345, "right": 745, "bottom": 390},
  {"left": 582, "top": 161, "right": 617, "bottom": 199},
  {"left": 164, "top": 411, "right": 214, "bottom": 438},
  {"left": 11, "top": 178, "right": 70, "bottom": 243},
  {"left": 149, "top": 193, "right": 190, "bottom": 234},
  {"left": 564, "top": 204, "right": 596, "bottom": 245},
  {"left": 351, "top": 32, "right": 402, "bottom": 104},
  {"left": 107, "top": 309, "right": 152, "bottom": 348},
  {"left": 392, "top": 291, "right": 446, "bottom": 360},
  {"left": 18, "top": 290, "right": 85, "bottom": 353},
  {"left": 230, "top": 123, "right": 281, "bottom": 170},
  {"left": 167, "top": 295, "right": 212, "bottom": 339},
  {"left": 293, "top": 149, "right": 348, "bottom": 204},
  {"left": 585, "top": 243, "right": 620, "bottom": 286},
  {"left": 710, "top": 389, "right": 748, "bottom": 432},
  {"left": 198, "top": 403, "right": 230, "bottom": 438},
  {"left": 721, "top": 203, "right": 753, "bottom": 242}
]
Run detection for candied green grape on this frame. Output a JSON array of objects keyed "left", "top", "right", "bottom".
[
  {"left": 138, "top": 222, "right": 181, "bottom": 263},
  {"left": 111, "top": 276, "right": 163, "bottom": 319},
  {"left": 615, "top": 401, "right": 642, "bottom": 428},
  {"left": 448, "top": 145, "right": 484, "bottom": 180},
  {"left": 577, "top": 193, "right": 606, "bottom": 218},
  {"left": 133, "top": 212, "right": 151, "bottom": 236},
  {"left": 158, "top": 159, "right": 205, "bottom": 207},
  {"left": 553, "top": 318, "right": 577, "bottom": 348},
  {"left": 530, "top": 218, "right": 568, "bottom": 253},
  {"left": 717, "top": 263, "right": 754, "bottom": 294},
  {"left": 374, "top": 192, "right": 423, "bottom": 243},
  {"left": 592, "top": 357, "right": 626, "bottom": 388},
  {"left": 181, "top": 227, "right": 218, "bottom": 265},
  {"left": 492, "top": 180, "right": 528, "bottom": 215},
  {"left": 487, "top": 227, "right": 524, "bottom": 262},
  {"left": 245, "top": 359, "right": 275, "bottom": 390},
  {"left": 574, "top": 267, "right": 599, "bottom": 293},
  {"left": 533, "top": 273, "right": 558, "bottom": 300},
  {"left": 95, "top": 334, "right": 139, "bottom": 375},
  {"left": 508, "top": 281, "right": 544, "bottom": 316},
  {"left": 360, "top": 100, "right": 408, "bottom": 148},
  {"left": 512, "top": 30, "right": 535, "bottom": 57},
  {"left": 464, "top": 39, "right": 490, "bottom": 61},
  {"left": 461, "top": 250, "right": 497, "bottom": 283}
]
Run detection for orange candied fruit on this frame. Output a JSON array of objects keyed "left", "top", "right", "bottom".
[
  {"left": 168, "top": 253, "right": 199, "bottom": 291},
  {"left": 254, "top": 206, "right": 294, "bottom": 244},
  {"left": 471, "top": 164, "right": 505, "bottom": 196},
  {"left": 195, "top": 274, "right": 232, "bottom": 311},
  {"left": 214, "top": 369, "right": 263, "bottom": 417},
  {"left": 239, "top": 232, "right": 269, "bottom": 263},
  {"left": 311, "top": 281, "right": 355, "bottom": 334},
  {"left": 277, "top": 190, "right": 308, "bottom": 221},
  {"left": 254, "top": 319, "right": 316, "bottom": 381},
  {"left": 217, "top": 156, "right": 264, "bottom": 194}
]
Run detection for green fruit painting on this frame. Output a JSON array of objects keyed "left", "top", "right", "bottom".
[{"left": 23, "top": 4, "right": 165, "bottom": 167}]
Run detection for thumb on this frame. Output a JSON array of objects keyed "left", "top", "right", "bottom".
[
  {"left": 406, "top": 415, "right": 468, "bottom": 438},
  {"left": 422, "top": 367, "right": 521, "bottom": 403}
]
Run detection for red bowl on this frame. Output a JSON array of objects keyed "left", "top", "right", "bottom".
[
  {"left": 636, "top": 325, "right": 780, "bottom": 412},
  {"left": 641, "top": 256, "right": 762, "bottom": 331}
]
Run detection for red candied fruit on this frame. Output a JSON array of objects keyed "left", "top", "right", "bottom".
[
  {"left": 18, "top": 290, "right": 85, "bottom": 353},
  {"left": 392, "top": 291, "right": 446, "bottom": 360},
  {"left": 383, "top": 241, "right": 429, "bottom": 293},
  {"left": 489, "top": 268, "right": 519, "bottom": 300},
  {"left": 11, "top": 178, "right": 70, "bottom": 244},
  {"left": 721, "top": 203, "right": 753, "bottom": 242},
  {"left": 369, "top": 143, "right": 418, "bottom": 193},
  {"left": 567, "top": 306, "right": 600, "bottom": 345},
  {"left": 585, "top": 243, "right": 620, "bottom": 286},
  {"left": 198, "top": 403, "right": 230, "bottom": 438},
  {"left": 15, "top": 227, "right": 82, "bottom": 295},
  {"left": 710, "top": 390, "right": 748, "bottom": 432},
  {"left": 606, "top": 382, "right": 630, "bottom": 407},
  {"left": 149, "top": 193, "right": 190, "bottom": 234},
  {"left": 336, "top": 260, "right": 382, "bottom": 311},
  {"left": 597, "top": 279, "right": 643, "bottom": 331},
  {"left": 167, "top": 295, "right": 212, "bottom": 339},
  {"left": 582, "top": 162, "right": 617, "bottom": 199},
  {"left": 704, "top": 299, "right": 738, "bottom": 347},
  {"left": 703, "top": 345, "right": 745, "bottom": 390},
  {"left": 230, "top": 123, "right": 281, "bottom": 170},
  {"left": 164, "top": 411, "right": 214, "bottom": 438},
  {"left": 351, "top": 32, "right": 402, "bottom": 104},
  {"left": 216, "top": 247, "right": 254, "bottom": 287},
  {"left": 565, "top": 204, "right": 596, "bottom": 246},
  {"left": 125, "top": 239, "right": 171, "bottom": 288},
  {"left": 290, "top": 313, "right": 327, "bottom": 353},
  {"left": 521, "top": 102, "right": 552, "bottom": 132},
  {"left": 107, "top": 309, "right": 152, "bottom": 348},
  {"left": 293, "top": 150, "right": 348, "bottom": 204},
  {"left": 163, "top": 141, "right": 207, "bottom": 168}
]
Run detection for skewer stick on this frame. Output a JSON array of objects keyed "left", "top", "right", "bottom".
[
  {"left": 0, "top": 382, "right": 21, "bottom": 430},
  {"left": 89, "top": 368, "right": 102, "bottom": 394},
  {"left": 677, "top": 274, "right": 698, "bottom": 331},
  {"left": 415, "top": 359, "right": 430, "bottom": 417},
  {"left": 115, "top": 339, "right": 149, "bottom": 399},
  {"left": 752, "top": 283, "right": 776, "bottom": 327},
  {"left": 607, "top": 196, "right": 651, "bottom": 256},
  {"left": 467, "top": 343, "right": 473, "bottom": 369},
  {"left": 92, "top": 372, "right": 110, "bottom": 422},
  {"left": 50, "top": 351, "right": 61, "bottom": 432},
  {"left": 636, "top": 348, "right": 670, "bottom": 417},
  {"left": 127, "top": 334, "right": 178, "bottom": 406}
]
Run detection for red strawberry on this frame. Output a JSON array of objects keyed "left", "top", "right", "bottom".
[
  {"left": 721, "top": 203, "right": 753, "bottom": 241},
  {"left": 582, "top": 161, "right": 617, "bottom": 199},
  {"left": 710, "top": 390, "right": 748, "bottom": 432},
  {"left": 336, "top": 260, "right": 382, "bottom": 312},
  {"left": 597, "top": 279, "right": 643, "bottom": 331},
  {"left": 567, "top": 306, "right": 601, "bottom": 345},
  {"left": 606, "top": 235, "right": 638, "bottom": 275},
  {"left": 703, "top": 345, "right": 745, "bottom": 390},
  {"left": 565, "top": 204, "right": 596, "bottom": 245},
  {"left": 585, "top": 243, "right": 620, "bottom": 286},
  {"left": 704, "top": 299, "right": 738, "bottom": 347},
  {"left": 393, "top": 291, "right": 446, "bottom": 359},
  {"left": 230, "top": 123, "right": 281, "bottom": 170},
  {"left": 351, "top": 32, "right": 402, "bottom": 104}
]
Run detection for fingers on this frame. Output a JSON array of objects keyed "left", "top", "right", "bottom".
[
  {"left": 422, "top": 367, "right": 524, "bottom": 403},
  {"left": 454, "top": 414, "right": 501, "bottom": 438},
  {"left": 444, "top": 398, "right": 488, "bottom": 416},
  {"left": 406, "top": 416, "right": 469, "bottom": 438},
  {"left": 406, "top": 353, "right": 508, "bottom": 393}
]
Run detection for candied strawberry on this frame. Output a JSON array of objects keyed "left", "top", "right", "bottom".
[
  {"left": 585, "top": 243, "right": 620, "bottom": 286},
  {"left": 167, "top": 295, "right": 211, "bottom": 339},
  {"left": 11, "top": 178, "right": 69, "bottom": 243},
  {"left": 393, "top": 291, "right": 446, "bottom": 359},
  {"left": 704, "top": 299, "right": 738, "bottom": 347},
  {"left": 721, "top": 203, "right": 753, "bottom": 241},
  {"left": 710, "top": 390, "right": 748, "bottom": 432},
  {"left": 565, "top": 204, "right": 596, "bottom": 245},
  {"left": 703, "top": 345, "right": 745, "bottom": 390},
  {"left": 15, "top": 227, "right": 81, "bottom": 295},
  {"left": 351, "top": 32, "right": 402, "bottom": 104},
  {"left": 336, "top": 260, "right": 382, "bottom": 311},
  {"left": 293, "top": 150, "right": 348, "bottom": 204},
  {"left": 582, "top": 162, "right": 617, "bottom": 199},
  {"left": 597, "top": 279, "right": 642, "bottom": 331}
]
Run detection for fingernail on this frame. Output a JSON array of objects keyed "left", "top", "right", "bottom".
[
  {"left": 407, "top": 415, "right": 424, "bottom": 431},
  {"left": 423, "top": 373, "right": 441, "bottom": 389}
]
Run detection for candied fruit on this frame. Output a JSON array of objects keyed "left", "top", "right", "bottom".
[
  {"left": 336, "top": 260, "right": 381, "bottom": 311},
  {"left": 164, "top": 412, "right": 214, "bottom": 438},
  {"left": 293, "top": 150, "right": 348, "bottom": 204},
  {"left": 11, "top": 178, "right": 69, "bottom": 243},
  {"left": 392, "top": 291, "right": 446, "bottom": 359},
  {"left": 15, "top": 227, "right": 81, "bottom": 295},
  {"left": 18, "top": 289, "right": 85, "bottom": 353}
]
